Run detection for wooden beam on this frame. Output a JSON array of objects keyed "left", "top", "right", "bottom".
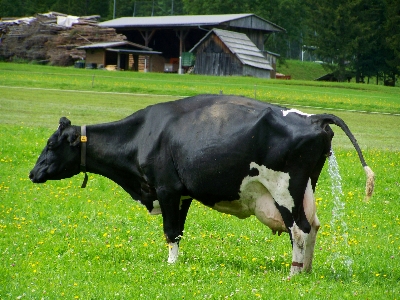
[
  {"left": 177, "top": 29, "right": 190, "bottom": 57},
  {"left": 139, "top": 29, "right": 156, "bottom": 47},
  {"left": 117, "top": 52, "right": 120, "bottom": 70}
]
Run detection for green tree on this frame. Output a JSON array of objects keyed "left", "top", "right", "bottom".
[
  {"left": 306, "top": 0, "right": 362, "bottom": 81},
  {"left": 111, "top": 0, "right": 184, "bottom": 18},
  {"left": 258, "top": 0, "right": 308, "bottom": 60},
  {"left": 0, "top": 0, "right": 27, "bottom": 17},
  {"left": 51, "top": 0, "right": 110, "bottom": 17},
  {"left": 306, "top": 0, "right": 399, "bottom": 83},
  {"left": 351, "top": 0, "right": 387, "bottom": 82},
  {"left": 182, "top": 0, "right": 250, "bottom": 15},
  {"left": 384, "top": 0, "right": 400, "bottom": 75}
]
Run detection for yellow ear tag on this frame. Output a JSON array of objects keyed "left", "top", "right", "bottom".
[{"left": 81, "top": 136, "right": 87, "bottom": 142}]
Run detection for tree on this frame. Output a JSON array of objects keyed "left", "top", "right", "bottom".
[
  {"left": 0, "top": 0, "right": 111, "bottom": 19},
  {"left": 384, "top": 0, "right": 400, "bottom": 76},
  {"left": 257, "top": 0, "right": 308, "bottom": 60},
  {"left": 182, "top": 0, "right": 250, "bottom": 15},
  {"left": 306, "top": 0, "right": 399, "bottom": 83},
  {"left": 117, "top": 1, "right": 185, "bottom": 18},
  {"left": 51, "top": 0, "right": 110, "bottom": 17},
  {"left": 350, "top": 0, "right": 387, "bottom": 82},
  {"left": 0, "top": 0, "right": 26, "bottom": 17},
  {"left": 306, "top": 0, "right": 363, "bottom": 81}
]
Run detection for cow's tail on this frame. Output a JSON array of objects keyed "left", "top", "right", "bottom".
[{"left": 312, "top": 114, "right": 375, "bottom": 201}]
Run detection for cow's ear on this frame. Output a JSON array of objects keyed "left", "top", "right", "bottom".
[
  {"left": 60, "top": 126, "right": 81, "bottom": 147},
  {"left": 63, "top": 127, "right": 80, "bottom": 146},
  {"left": 69, "top": 133, "right": 80, "bottom": 146},
  {"left": 58, "top": 117, "right": 71, "bottom": 135}
]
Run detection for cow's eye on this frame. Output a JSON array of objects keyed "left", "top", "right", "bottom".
[{"left": 47, "top": 140, "right": 55, "bottom": 149}]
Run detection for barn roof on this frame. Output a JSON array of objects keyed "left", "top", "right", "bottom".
[
  {"left": 77, "top": 41, "right": 162, "bottom": 55},
  {"left": 190, "top": 28, "right": 273, "bottom": 71},
  {"left": 77, "top": 41, "right": 151, "bottom": 50},
  {"left": 99, "top": 14, "right": 285, "bottom": 33}
]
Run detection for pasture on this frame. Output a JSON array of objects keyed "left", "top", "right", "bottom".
[{"left": 0, "top": 63, "right": 399, "bottom": 299}]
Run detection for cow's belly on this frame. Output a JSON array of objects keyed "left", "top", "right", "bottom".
[{"left": 212, "top": 181, "right": 288, "bottom": 234}]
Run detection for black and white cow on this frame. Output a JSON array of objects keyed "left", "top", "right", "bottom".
[{"left": 29, "top": 94, "right": 374, "bottom": 275}]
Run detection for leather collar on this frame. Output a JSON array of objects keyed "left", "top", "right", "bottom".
[{"left": 80, "top": 125, "right": 88, "bottom": 188}]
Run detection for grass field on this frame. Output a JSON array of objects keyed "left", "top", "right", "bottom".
[
  {"left": 276, "top": 60, "right": 327, "bottom": 81},
  {"left": 0, "top": 63, "right": 399, "bottom": 299},
  {"left": 1, "top": 62, "right": 399, "bottom": 115}
]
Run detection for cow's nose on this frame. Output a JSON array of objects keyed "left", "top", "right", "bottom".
[{"left": 29, "top": 171, "right": 34, "bottom": 181}]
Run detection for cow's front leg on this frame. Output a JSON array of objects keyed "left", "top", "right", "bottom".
[
  {"left": 167, "top": 241, "right": 179, "bottom": 263},
  {"left": 158, "top": 190, "right": 191, "bottom": 263},
  {"left": 165, "top": 198, "right": 192, "bottom": 263},
  {"left": 160, "top": 196, "right": 182, "bottom": 263}
]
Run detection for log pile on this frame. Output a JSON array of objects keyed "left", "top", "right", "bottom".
[{"left": 0, "top": 12, "right": 126, "bottom": 66}]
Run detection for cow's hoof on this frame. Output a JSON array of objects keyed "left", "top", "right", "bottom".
[
  {"left": 167, "top": 242, "right": 179, "bottom": 263},
  {"left": 168, "top": 257, "right": 177, "bottom": 264},
  {"left": 290, "top": 266, "right": 302, "bottom": 276}
]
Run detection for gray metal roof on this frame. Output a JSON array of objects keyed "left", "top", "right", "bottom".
[
  {"left": 99, "top": 14, "right": 284, "bottom": 32},
  {"left": 105, "top": 48, "right": 162, "bottom": 55},
  {"left": 190, "top": 28, "right": 273, "bottom": 71},
  {"left": 77, "top": 41, "right": 151, "bottom": 50}
]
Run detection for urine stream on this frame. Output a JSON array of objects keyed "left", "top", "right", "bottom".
[{"left": 327, "top": 149, "right": 354, "bottom": 278}]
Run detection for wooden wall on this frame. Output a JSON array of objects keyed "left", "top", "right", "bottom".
[
  {"left": 138, "top": 55, "right": 166, "bottom": 72},
  {"left": 193, "top": 33, "right": 270, "bottom": 79},
  {"left": 243, "top": 65, "right": 270, "bottom": 79},
  {"left": 229, "top": 15, "right": 281, "bottom": 34},
  {"left": 85, "top": 49, "right": 105, "bottom": 65},
  {"left": 195, "top": 52, "right": 242, "bottom": 76},
  {"left": 193, "top": 34, "right": 243, "bottom": 76},
  {"left": 263, "top": 52, "right": 278, "bottom": 78}
]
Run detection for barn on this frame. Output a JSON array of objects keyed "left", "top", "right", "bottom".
[
  {"left": 99, "top": 14, "right": 284, "bottom": 76},
  {"left": 190, "top": 28, "right": 274, "bottom": 78}
]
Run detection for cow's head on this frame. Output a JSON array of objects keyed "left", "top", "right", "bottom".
[{"left": 29, "top": 117, "right": 81, "bottom": 183}]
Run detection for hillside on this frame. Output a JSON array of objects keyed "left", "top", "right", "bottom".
[{"left": 276, "top": 60, "right": 327, "bottom": 81}]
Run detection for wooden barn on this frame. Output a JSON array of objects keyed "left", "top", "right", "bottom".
[
  {"left": 77, "top": 41, "right": 162, "bottom": 71},
  {"left": 190, "top": 28, "right": 273, "bottom": 78}
]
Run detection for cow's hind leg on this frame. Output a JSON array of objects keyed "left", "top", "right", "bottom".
[
  {"left": 290, "top": 180, "right": 318, "bottom": 275},
  {"left": 290, "top": 216, "right": 320, "bottom": 275},
  {"left": 275, "top": 206, "right": 309, "bottom": 276},
  {"left": 303, "top": 214, "right": 320, "bottom": 272},
  {"left": 290, "top": 222, "right": 309, "bottom": 276}
]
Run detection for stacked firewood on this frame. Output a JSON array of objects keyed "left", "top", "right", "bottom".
[{"left": 0, "top": 12, "right": 126, "bottom": 66}]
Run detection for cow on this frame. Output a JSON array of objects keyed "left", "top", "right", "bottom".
[{"left": 29, "top": 94, "right": 374, "bottom": 276}]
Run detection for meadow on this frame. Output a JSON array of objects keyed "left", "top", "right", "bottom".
[{"left": 0, "top": 63, "right": 399, "bottom": 299}]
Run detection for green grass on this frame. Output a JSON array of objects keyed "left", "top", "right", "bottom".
[
  {"left": 1, "top": 63, "right": 399, "bottom": 299},
  {"left": 1, "top": 62, "right": 399, "bottom": 114},
  {"left": 276, "top": 59, "right": 327, "bottom": 81}
]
